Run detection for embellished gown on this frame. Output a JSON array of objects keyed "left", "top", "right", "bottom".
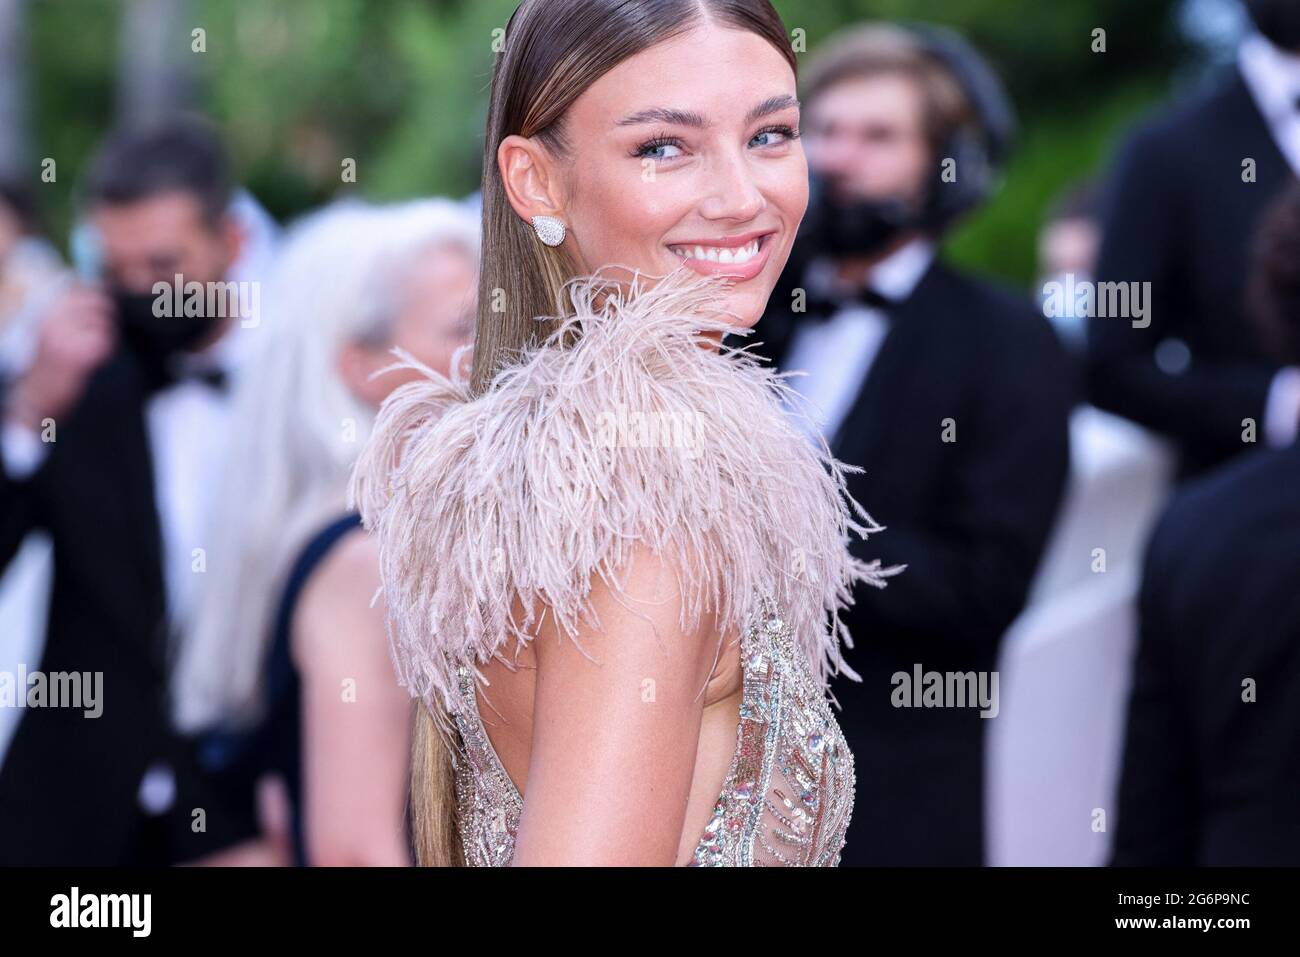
[{"left": 350, "top": 264, "right": 899, "bottom": 867}]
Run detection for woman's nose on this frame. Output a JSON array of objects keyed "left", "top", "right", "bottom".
[{"left": 700, "top": 150, "right": 765, "bottom": 222}]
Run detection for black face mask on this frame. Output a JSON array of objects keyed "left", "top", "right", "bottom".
[
  {"left": 111, "top": 287, "right": 223, "bottom": 369},
  {"left": 1246, "top": 0, "right": 1300, "bottom": 51},
  {"left": 796, "top": 171, "right": 927, "bottom": 261}
]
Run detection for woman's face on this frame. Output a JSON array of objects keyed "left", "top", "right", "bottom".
[
  {"left": 508, "top": 22, "right": 807, "bottom": 328},
  {"left": 389, "top": 242, "right": 479, "bottom": 381},
  {"left": 342, "top": 242, "right": 478, "bottom": 407}
]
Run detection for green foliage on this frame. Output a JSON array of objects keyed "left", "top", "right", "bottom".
[
  {"left": 196, "top": 0, "right": 516, "bottom": 216},
  {"left": 27, "top": 0, "right": 119, "bottom": 240},
  {"left": 770, "top": 0, "right": 1188, "bottom": 285},
  {"left": 945, "top": 79, "right": 1169, "bottom": 286},
  {"left": 24, "top": 0, "right": 1192, "bottom": 283},
  {"left": 773, "top": 0, "right": 1187, "bottom": 113}
]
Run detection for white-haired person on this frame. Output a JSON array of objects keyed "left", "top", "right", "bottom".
[{"left": 174, "top": 197, "right": 480, "bottom": 866}]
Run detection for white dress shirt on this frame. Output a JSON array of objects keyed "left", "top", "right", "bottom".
[
  {"left": 145, "top": 331, "right": 251, "bottom": 627},
  {"left": 782, "top": 237, "right": 936, "bottom": 447},
  {"left": 1240, "top": 32, "right": 1300, "bottom": 175},
  {"left": 1240, "top": 32, "right": 1300, "bottom": 448}
]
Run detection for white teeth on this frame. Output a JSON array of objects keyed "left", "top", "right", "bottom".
[{"left": 670, "top": 239, "right": 762, "bottom": 264}]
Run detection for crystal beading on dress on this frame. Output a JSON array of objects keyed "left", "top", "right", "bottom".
[
  {"left": 447, "top": 593, "right": 856, "bottom": 866},
  {"left": 349, "top": 263, "right": 901, "bottom": 867}
]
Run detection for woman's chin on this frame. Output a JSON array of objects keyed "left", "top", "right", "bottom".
[
  {"left": 642, "top": 258, "right": 772, "bottom": 329},
  {"left": 718, "top": 288, "right": 769, "bottom": 330}
]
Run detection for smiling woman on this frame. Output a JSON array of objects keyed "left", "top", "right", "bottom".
[
  {"left": 471, "top": 0, "right": 809, "bottom": 394},
  {"left": 350, "top": 0, "right": 900, "bottom": 868},
  {"left": 505, "top": 24, "right": 805, "bottom": 326}
]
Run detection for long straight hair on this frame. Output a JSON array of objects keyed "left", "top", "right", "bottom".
[{"left": 413, "top": 0, "right": 797, "bottom": 866}]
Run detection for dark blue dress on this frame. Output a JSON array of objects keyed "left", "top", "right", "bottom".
[{"left": 196, "top": 512, "right": 363, "bottom": 866}]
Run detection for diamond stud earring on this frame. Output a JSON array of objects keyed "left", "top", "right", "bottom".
[{"left": 531, "top": 214, "right": 566, "bottom": 247}]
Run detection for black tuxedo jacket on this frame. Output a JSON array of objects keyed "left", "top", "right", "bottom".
[
  {"left": 1111, "top": 442, "right": 1300, "bottom": 866},
  {"left": 0, "top": 346, "right": 255, "bottom": 864},
  {"left": 753, "top": 257, "right": 1075, "bottom": 864},
  {"left": 1086, "top": 66, "right": 1297, "bottom": 479}
]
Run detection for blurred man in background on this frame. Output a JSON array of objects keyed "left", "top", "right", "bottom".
[
  {"left": 1085, "top": 0, "right": 1300, "bottom": 480},
  {"left": 1036, "top": 179, "right": 1102, "bottom": 356},
  {"left": 0, "top": 114, "right": 263, "bottom": 864},
  {"left": 755, "top": 23, "right": 1073, "bottom": 865},
  {"left": 1111, "top": 181, "right": 1300, "bottom": 866}
]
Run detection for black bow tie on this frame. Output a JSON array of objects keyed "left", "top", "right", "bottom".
[
  {"left": 140, "top": 352, "right": 231, "bottom": 396},
  {"left": 165, "top": 363, "right": 229, "bottom": 393},
  {"left": 800, "top": 285, "right": 899, "bottom": 323}
]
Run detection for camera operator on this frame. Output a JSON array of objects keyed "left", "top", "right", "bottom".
[{"left": 755, "top": 23, "right": 1074, "bottom": 865}]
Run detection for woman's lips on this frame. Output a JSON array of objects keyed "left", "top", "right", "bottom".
[{"left": 667, "top": 232, "right": 776, "bottom": 281}]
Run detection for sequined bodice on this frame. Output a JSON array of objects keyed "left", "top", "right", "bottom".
[{"left": 447, "top": 597, "right": 856, "bottom": 866}]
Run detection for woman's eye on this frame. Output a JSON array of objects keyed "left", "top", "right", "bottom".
[
  {"left": 637, "top": 143, "right": 681, "bottom": 161},
  {"left": 634, "top": 136, "right": 686, "bottom": 160},
  {"left": 751, "top": 125, "right": 799, "bottom": 148}
]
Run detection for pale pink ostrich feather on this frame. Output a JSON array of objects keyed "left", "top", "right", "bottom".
[{"left": 348, "top": 263, "right": 902, "bottom": 740}]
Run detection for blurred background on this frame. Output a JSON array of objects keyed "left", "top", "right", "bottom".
[
  {"left": 1, "top": 0, "right": 1296, "bottom": 868},
  {"left": 1, "top": 0, "right": 1227, "bottom": 278}
]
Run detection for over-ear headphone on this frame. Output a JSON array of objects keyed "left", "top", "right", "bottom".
[
  {"left": 788, "top": 22, "right": 1018, "bottom": 272},
  {"left": 900, "top": 21, "right": 1017, "bottom": 230}
]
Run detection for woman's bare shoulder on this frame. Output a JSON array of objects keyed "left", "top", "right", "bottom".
[
  {"left": 532, "top": 541, "right": 722, "bottom": 676},
  {"left": 292, "top": 527, "right": 383, "bottom": 673}
]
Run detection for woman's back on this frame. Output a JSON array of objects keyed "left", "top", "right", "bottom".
[
  {"left": 467, "top": 614, "right": 744, "bottom": 865},
  {"left": 453, "top": 593, "right": 856, "bottom": 865}
]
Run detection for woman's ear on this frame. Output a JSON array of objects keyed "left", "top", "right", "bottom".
[{"left": 498, "top": 135, "right": 564, "bottom": 225}]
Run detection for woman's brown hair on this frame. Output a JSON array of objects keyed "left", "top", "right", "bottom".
[{"left": 412, "top": 0, "right": 796, "bottom": 866}]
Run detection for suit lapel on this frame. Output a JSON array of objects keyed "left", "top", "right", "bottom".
[
  {"left": 123, "top": 375, "right": 167, "bottom": 642},
  {"left": 58, "top": 349, "right": 167, "bottom": 655},
  {"left": 827, "top": 260, "right": 944, "bottom": 461},
  {"left": 1226, "top": 67, "right": 1291, "bottom": 185}
]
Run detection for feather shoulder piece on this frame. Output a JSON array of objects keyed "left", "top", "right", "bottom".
[{"left": 348, "top": 263, "right": 901, "bottom": 734}]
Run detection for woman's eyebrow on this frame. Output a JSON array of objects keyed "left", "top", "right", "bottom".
[
  {"left": 746, "top": 94, "right": 800, "bottom": 124},
  {"left": 615, "top": 94, "right": 800, "bottom": 128},
  {"left": 616, "top": 106, "right": 707, "bottom": 128}
]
